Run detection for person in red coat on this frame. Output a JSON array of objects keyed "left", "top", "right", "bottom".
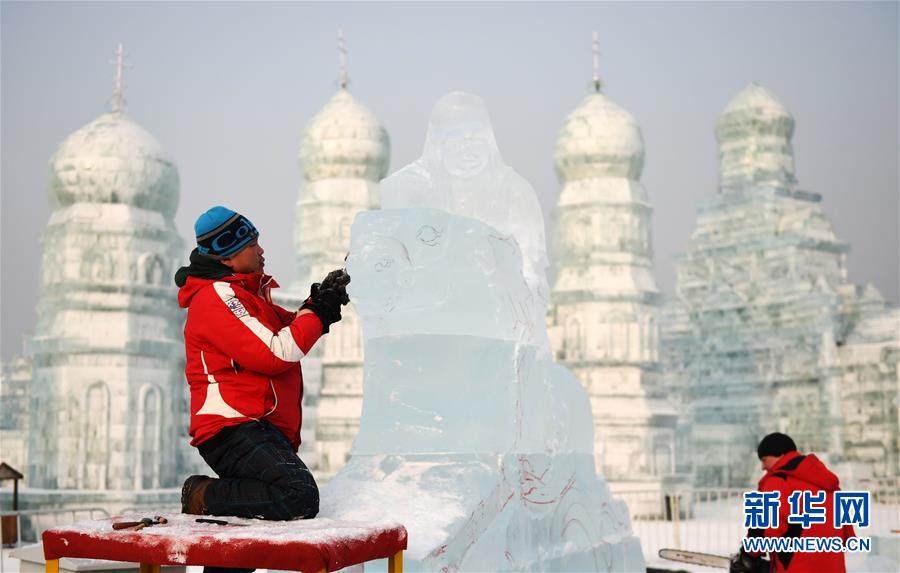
[
  {"left": 731, "top": 433, "right": 856, "bottom": 573},
  {"left": 175, "top": 206, "right": 348, "bottom": 533}
]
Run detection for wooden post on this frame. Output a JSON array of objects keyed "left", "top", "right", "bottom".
[
  {"left": 388, "top": 550, "right": 403, "bottom": 573},
  {"left": 46, "top": 559, "right": 60, "bottom": 573},
  {"left": 139, "top": 564, "right": 160, "bottom": 573}
]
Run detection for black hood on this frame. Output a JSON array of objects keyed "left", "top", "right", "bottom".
[{"left": 174, "top": 248, "right": 233, "bottom": 287}]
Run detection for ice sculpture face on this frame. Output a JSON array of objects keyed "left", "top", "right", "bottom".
[
  {"left": 435, "top": 121, "right": 493, "bottom": 177},
  {"left": 424, "top": 92, "right": 499, "bottom": 174},
  {"left": 380, "top": 92, "right": 551, "bottom": 350}
]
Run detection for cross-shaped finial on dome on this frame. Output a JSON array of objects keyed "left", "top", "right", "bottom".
[
  {"left": 338, "top": 29, "right": 350, "bottom": 90},
  {"left": 109, "top": 43, "right": 131, "bottom": 113},
  {"left": 591, "top": 31, "right": 603, "bottom": 93}
]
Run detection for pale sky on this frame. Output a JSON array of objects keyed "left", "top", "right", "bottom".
[{"left": 2, "top": 1, "right": 898, "bottom": 360}]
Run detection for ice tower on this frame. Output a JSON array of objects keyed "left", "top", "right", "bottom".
[
  {"left": 286, "top": 31, "right": 390, "bottom": 477},
  {"left": 24, "top": 46, "right": 194, "bottom": 496},
  {"left": 548, "top": 36, "right": 680, "bottom": 496},
  {"left": 661, "top": 83, "right": 899, "bottom": 485},
  {"left": 320, "top": 92, "right": 645, "bottom": 572}
]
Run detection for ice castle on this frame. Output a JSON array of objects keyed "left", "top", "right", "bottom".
[
  {"left": 0, "top": 46, "right": 203, "bottom": 510},
  {"left": 547, "top": 42, "right": 682, "bottom": 497},
  {"left": 661, "top": 83, "right": 899, "bottom": 487}
]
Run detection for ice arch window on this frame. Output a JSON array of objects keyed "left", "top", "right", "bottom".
[
  {"left": 81, "top": 382, "right": 110, "bottom": 490},
  {"left": 564, "top": 316, "right": 582, "bottom": 360},
  {"left": 136, "top": 384, "right": 163, "bottom": 489},
  {"left": 81, "top": 250, "right": 114, "bottom": 282},
  {"left": 141, "top": 254, "right": 166, "bottom": 286}
]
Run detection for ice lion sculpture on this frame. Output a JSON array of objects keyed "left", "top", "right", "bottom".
[{"left": 320, "top": 92, "right": 645, "bottom": 572}]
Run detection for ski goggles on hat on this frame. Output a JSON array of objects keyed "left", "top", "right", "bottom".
[{"left": 197, "top": 213, "right": 259, "bottom": 258}]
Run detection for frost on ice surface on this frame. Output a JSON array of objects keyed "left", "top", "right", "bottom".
[{"left": 321, "top": 92, "right": 645, "bottom": 571}]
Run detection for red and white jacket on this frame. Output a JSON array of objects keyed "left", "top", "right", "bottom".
[{"left": 178, "top": 272, "right": 322, "bottom": 451}]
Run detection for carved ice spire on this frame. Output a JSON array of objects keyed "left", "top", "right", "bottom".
[
  {"left": 338, "top": 29, "right": 350, "bottom": 90},
  {"left": 108, "top": 43, "right": 130, "bottom": 113},
  {"left": 591, "top": 31, "right": 603, "bottom": 93}
]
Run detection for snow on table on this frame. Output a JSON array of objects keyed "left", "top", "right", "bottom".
[{"left": 41, "top": 512, "right": 407, "bottom": 572}]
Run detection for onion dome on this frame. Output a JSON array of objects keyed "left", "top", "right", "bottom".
[
  {"left": 715, "top": 82, "right": 794, "bottom": 142},
  {"left": 554, "top": 92, "right": 645, "bottom": 182},
  {"left": 48, "top": 111, "right": 180, "bottom": 217},
  {"left": 299, "top": 89, "right": 390, "bottom": 183},
  {"left": 715, "top": 83, "right": 796, "bottom": 190}
]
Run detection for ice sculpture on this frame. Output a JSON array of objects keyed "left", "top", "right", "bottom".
[
  {"left": 320, "top": 93, "right": 645, "bottom": 571},
  {"left": 380, "top": 92, "right": 551, "bottom": 352}
]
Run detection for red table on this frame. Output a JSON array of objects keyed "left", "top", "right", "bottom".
[{"left": 42, "top": 513, "right": 407, "bottom": 573}]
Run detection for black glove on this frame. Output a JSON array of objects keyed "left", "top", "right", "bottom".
[
  {"left": 729, "top": 549, "right": 768, "bottom": 573},
  {"left": 320, "top": 268, "right": 350, "bottom": 305},
  {"left": 300, "top": 284, "right": 345, "bottom": 334}
]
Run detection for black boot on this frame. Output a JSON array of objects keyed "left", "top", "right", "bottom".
[{"left": 181, "top": 475, "right": 214, "bottom": 515}]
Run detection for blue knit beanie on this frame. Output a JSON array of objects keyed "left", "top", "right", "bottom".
[{"left": 194, "top": 206, "right": 259, "bottom": 258}]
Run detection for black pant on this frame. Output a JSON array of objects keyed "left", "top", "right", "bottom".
[{"left": 197, "top": 419, "right": 319, "bottom": 573}]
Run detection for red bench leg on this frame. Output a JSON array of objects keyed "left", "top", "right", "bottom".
[
  {"left": 46, "top": 559, "right": 59, "bottom": 573},
  {"left": 389, "top": 550, "right": 403, "bottom": 573}
]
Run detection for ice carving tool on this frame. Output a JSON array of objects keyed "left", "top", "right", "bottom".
[{"left": 196, "top": 518, "right": 249, "bottom": 526}]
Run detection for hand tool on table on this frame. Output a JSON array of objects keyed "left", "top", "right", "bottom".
[
  {"left": 195, "top": 518, "right": 249, "bottom": 526},
  {"left": 112, "top": 516, "right": 168, "bottom": 531}
]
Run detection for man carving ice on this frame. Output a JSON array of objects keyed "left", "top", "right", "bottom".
[{"left": 174, "top": 206, "right": 348, "bottom": 528}]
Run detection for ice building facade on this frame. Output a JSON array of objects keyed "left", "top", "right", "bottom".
[
  {"left": 548, "top": 79, "right": 681, "bottom": 495},
  {"left": 837, "top": 299, "right": 899, "bottom": 477},
  {"left": 321, "top": 92, "right": 645, "bottom": 572},
  {"left": 661, "top": 83, "right": 899, "bottom": 487},
  {"left": 282, "top": 86, "right": 389, "bottom": 478},
  {"left": 22, "top": 106, "right": 197, "bottom": 494},
  {"left": 0, "top": 357, "right": 32, "bottom": 473},
  {"left": 0, "top": 51, "right": 204, "bottom": 511}
]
